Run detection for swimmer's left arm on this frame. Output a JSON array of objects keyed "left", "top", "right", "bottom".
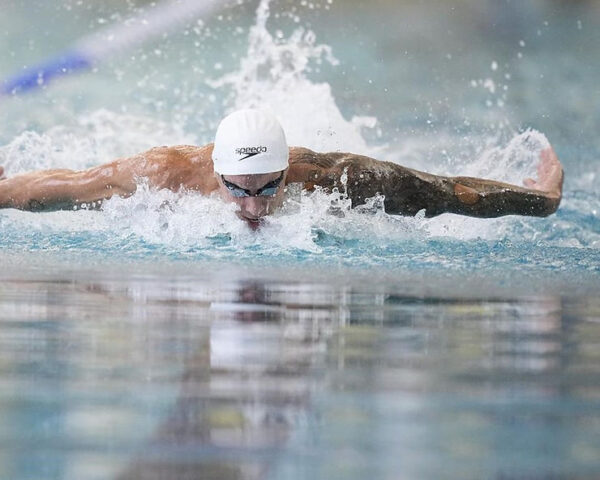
[
  {"left": 419, "top": 147, "right": 564, "bottom": 218},
  {"left": 291, "top": 146, "right": 563, "bottom": 218},
  {"left": 380, "top": 147, "right": 563, "bottom": 218},
  {"left": 389, "top": 147, "right": 563, "bottom": 218}
]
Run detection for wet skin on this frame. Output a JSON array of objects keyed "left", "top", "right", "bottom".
[{"left": 216, "top": 170, "right": 288, "bottom": 228}]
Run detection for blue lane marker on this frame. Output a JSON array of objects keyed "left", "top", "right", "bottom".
[{"left": 1, "top": 51, "right": 92, "bottom": 96}]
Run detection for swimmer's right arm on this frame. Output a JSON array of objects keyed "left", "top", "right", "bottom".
[
  {"left": 0, "top": 148, "right": 178, "bottom": 211},
  {"left": 0, "top": 145, "right": 213, "bottom": 212},
  {"left": 0, "top": 162, "right": 137, "bottom": 211}
]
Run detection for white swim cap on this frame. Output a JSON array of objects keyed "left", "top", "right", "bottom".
[{"left": 212, "top": 109, "right": 289, "bottom": 175}]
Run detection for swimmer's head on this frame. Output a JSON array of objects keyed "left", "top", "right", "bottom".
[
  {"left": 212, "top": 109, "right": 289, "bottom": 227},
  {"left": 212, "top": 109, "right": 289, "bottom": 175}
]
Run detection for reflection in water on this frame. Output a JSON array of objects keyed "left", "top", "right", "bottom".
[
  {"left": 119, "top": 282, "right": 317, "bottom": 480},
  {"left": 0, "top": 274, "right": 599, "bottom": 479}
]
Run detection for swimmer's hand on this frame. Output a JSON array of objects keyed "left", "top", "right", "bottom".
[
  {"left": 523, "top": 147, "right": 564, "bottom": 200},
  {"left": 0, "top": 166, "right": 6, "bottom": 181}
]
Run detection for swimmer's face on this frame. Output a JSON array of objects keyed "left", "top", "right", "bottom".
[{"left": 216, "top": 170, "right": 287, "bottom": 228}]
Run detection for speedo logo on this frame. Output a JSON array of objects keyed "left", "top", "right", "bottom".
[{"left": 235, "top": 146, "right": 267, "bottom": 161}]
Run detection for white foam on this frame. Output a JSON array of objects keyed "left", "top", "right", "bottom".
[{"left": 97, "top": 182, "right": 425, "bottom": 253}]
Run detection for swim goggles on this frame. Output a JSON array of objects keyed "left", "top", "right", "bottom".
[{"left": 220, "top": 172, "right": 285, "bottom": 198}]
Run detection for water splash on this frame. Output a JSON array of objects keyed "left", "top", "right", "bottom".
[
  {"left": 462, "top": 129, "right": 549, "bottom": 184},
  {"left": 98, "top": 181, "right": 427, "bottom": 255},
  {"left": 210, "top": 0, "right": 380, "bottom": 156},
  {"left": 0, "top": 109, "right": 193, "bottom": 175}
]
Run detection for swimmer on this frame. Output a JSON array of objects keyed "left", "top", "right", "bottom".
[{"left": 0, "top": 109, "right": 563, "bottom": 227}]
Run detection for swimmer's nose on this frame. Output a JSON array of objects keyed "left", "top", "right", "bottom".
[{"left": 240, "top": 197, "right": 269, "bottom": 219}]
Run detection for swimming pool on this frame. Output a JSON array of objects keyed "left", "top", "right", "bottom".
[{"left": 1, "top": 0, "right": 599, "bottom": 478}]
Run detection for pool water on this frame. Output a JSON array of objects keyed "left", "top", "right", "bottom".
[
  {"left": 1, "top": 0, "right": 599, "bottom": 478},
  {"left": 1, "top": 268, "right": 600, "bottom": 480}
]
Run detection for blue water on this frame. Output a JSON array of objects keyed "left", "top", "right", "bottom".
[{"left": 1, "top": 0, "right": 600, "bottom": 478}]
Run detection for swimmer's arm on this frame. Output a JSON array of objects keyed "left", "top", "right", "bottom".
[
  {"left": 290, "top": 147, "right": 563, "bottom": 218},
  {"left": 403, "top": 147, "right": 564, "bottom": 218},
  {"left": 0, "top": 152, "right": 171, "bottom": 212},
  {"left": 0, "top": 164, "right": 134, "bottom": 211}
]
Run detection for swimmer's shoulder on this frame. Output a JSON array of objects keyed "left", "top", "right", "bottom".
[
  {"left": 146, "top": 144, "right": 214, "bottom": 166},
  {"left": 287, "top": 147, "right": 410, "bottom": 185},
  {"left": 289, "top": 147, "right": 344, "bottom": 169},
  {"left": 287, "top": 147, "right": 337, "bottom": 186},
  {"left": 142, "top": 143, "right": 214, "bottom": 175},
  {"left": 129, "top": 143, "right": 216, "bottom": 193}
]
